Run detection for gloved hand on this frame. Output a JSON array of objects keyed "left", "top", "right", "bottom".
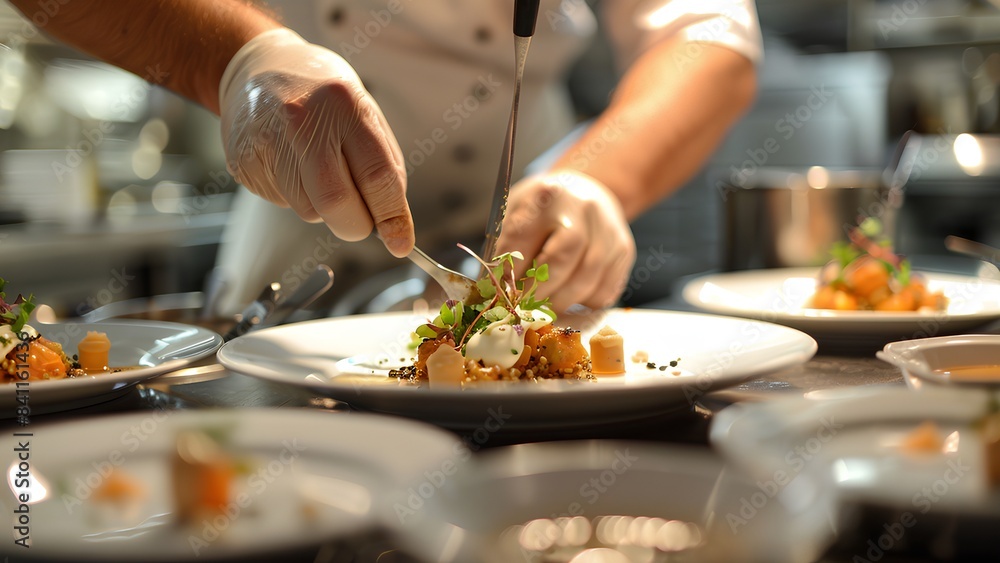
[
  {"left": 496, "top": 170, "right": 636, "bottom": 312},
  {"left": 219, "top": 28, "right": 413, "bottom": 257}
]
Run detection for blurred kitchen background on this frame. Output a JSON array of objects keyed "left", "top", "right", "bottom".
[{"left": 2, "top": 0, "right": 1000, "bottom": 319}]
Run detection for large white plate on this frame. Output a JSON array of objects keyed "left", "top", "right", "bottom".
[
  {"left": 1, "top": 320, "right": 223, "bottom": 417},
  {"left": 682, "top": 267, "right": 1000, "bottom": 340},
  {"left": 0, "top": 408, "right": 462, "bottom": 561},
  {"left": 216, "top": 309, "right": 817, "bottom": 430}
]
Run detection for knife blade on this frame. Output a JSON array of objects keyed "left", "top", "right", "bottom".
[
  {"left": 481, "top": 0, "right": 540, "bottom": 263},
  {"left": 222, "top": 282, "right": 281, "bottom": 342},
  {"left": 255, "top": 264, "right": 334, "bottom": 330}
]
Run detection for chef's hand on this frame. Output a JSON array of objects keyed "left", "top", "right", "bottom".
[
  {"left": 496, "top": 170, "right": 636, "bottom": 313},
  {"left": 219, "top": 28, "right": 413, "bottom": 257}
]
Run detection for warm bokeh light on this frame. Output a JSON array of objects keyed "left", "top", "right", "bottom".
[
  {"left": 806, "top": 166, "right": 830, "bottom": 189},
  {"left": 953, "top": 133, "right": 984, "bottom": 176}
]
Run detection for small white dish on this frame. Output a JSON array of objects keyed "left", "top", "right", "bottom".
[
  {"left": 399, "top": 441, "right": 833, "bottom": 563},
  {"left": 878, "top": 334, "right": 1000, "bottom": 389}
]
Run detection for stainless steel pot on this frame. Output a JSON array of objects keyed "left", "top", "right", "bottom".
[{"left": 721, "top": 167, "right": 898, "bottom": 270}]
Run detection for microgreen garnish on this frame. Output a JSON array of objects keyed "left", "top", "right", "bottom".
[
  {"left": 411, "top": 246, "right": 557, "bottom": 350},
  {"left": 0, "top": 278, "right": 35, "bottom": 333},
  {"left": 833, "top": 218, "right": 913, "bottom": 286}
]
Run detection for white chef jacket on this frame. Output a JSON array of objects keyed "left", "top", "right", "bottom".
[{"left": 213, "top": 0, "right": 762, "bottom": 315}]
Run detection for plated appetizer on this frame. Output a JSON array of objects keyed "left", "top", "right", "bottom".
[
  {"left": 809, "top": 218, "right": 947, "bottom": 312},
  {"left": 392, "top": 249, "right": 633, "bottom": 387},
  {"left": 1, "top": 278, "right": 113, "bottom": 382}
]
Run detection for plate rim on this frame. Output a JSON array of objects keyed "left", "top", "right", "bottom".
[{"left": 682, "top": 267, "right": 1000, "bottom": 324}]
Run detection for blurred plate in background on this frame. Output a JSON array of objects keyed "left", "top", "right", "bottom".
[
  {"left": 682, "top": 268, "right": 1000, "bottom": 343},
  {"left": 710, "top": 385, "right": 1000, "bottom": 559},
  {"left": 0, "top": 409, "right": 461, "bottom": 561},
  {"left": 398, "top": 440, "right": 834, "bottom": 563}
]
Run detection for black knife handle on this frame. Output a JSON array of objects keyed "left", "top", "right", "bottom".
[{"left": 513, "top": 0, "right": 540, "bottom": 37}]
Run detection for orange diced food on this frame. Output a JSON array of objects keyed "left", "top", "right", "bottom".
[
  {"left": 589, "top": 325, "right": 625, "bottom": 376},
  {"left": 900, "top": 421, "right": 944, "bottom": 454},
  {"left": 25, "top": 338, "right": 68, "bottom": 380},
  {"left": 78, "top": 331, "right": 111, "bottom": 372},
  {"left": 538, "top": 329, "right": 588, "bottom": 374}
]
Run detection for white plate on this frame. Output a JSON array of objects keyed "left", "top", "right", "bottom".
[
  {"left": 216, "top": 309, "right": 817, "bottom": 430},
  {"left": 710, "top": 385, "right": 999, "bottom": 516},
  {"left": 402, "top": 441, "right": 834, "bottom": 563},
  {"left": 682, "top": 267, "right": 1000, "bottom": 340},
  {"left": 1, "top": 320, "right": 223, "bottom": 417},
  {"left": 0, "top": 409, "right": 462, "bottom": 561}
]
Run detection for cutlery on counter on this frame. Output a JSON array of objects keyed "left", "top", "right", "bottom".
[
  {"left": 222, "top": 281, "right": 282, "bottom": 341},
  {"left": 256, "top": 264, "right": 334, "bottom": 330},
  {"left": 222, "top": 265, "right": 336, "bottom": 341}
]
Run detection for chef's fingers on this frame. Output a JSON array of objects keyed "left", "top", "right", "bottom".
[
  {"left": 580, "top": 248, "right": 635, "bottom": 310},
  {"left": 497, "top": 182, "right": 561, "bottom": 278},
  {"left": 342, "top": 98, "right": 413, "bottom": 257},
  {"left": 529, "top": 224, "right": 588, "bottom": 312},
  {"left": 285, "top": 96, "right": 369, "bottom": 242}
]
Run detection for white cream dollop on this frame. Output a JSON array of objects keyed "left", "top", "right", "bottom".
[
  {"left": 464, "top": 309, "right": 554, "bottom": 370},
  {"left": 0, "top": 323, "right": 38, "bottom": 358},
  {"left": 518, "top": 307, "right": 554, "bottom": 331}
]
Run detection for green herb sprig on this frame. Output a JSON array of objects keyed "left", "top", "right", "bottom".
[
  {"left": 0, "top": 278, "right": 35, "bottom": 333},
  {"left": 836, "top": 218, "right": 913, "bottom": 286}
]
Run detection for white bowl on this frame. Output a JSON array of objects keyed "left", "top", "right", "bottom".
[{"left": 877, "top": 334, "right": 1000, "bottom": 390}]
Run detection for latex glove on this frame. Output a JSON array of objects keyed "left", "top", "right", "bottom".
[
  {"left": 219, "top": 28, "right": 413, "bottom": 256},
  {"left": 496, "top": 170, "right": 636, "bottom": 312}
]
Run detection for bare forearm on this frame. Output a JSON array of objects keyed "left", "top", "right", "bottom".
[
  {"left": 7, "top": 0, "right": 278, "bottom": 113},
  {"left": 555, "top": 38, "right": 757, "bottom": 220}
]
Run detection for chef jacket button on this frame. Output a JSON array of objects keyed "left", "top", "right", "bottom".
[
  {"left": 474, "top": 26, "right": 492, "bottom": 44},
  {"left": 328, "top": 6, "right": 346, "bottom": 26},
  {"left": 452, "top": 143, "right": 476, "bottom": 164}
]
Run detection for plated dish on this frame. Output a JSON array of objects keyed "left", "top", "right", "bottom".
[
  {"left": 0, "top": 319, "right": 223, "bottom": 417},
  {"left": 808, "top": 219, "right": 947, "bottom": 313},
  {"left": 0, "top": 408, "right": 462, "bottom": 561},
  {"left": 217, "top": 308, "right": 817, "bottom": 431},
  {"left": 682, "top": 267, "right": 1000, "bottom": 341}
]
